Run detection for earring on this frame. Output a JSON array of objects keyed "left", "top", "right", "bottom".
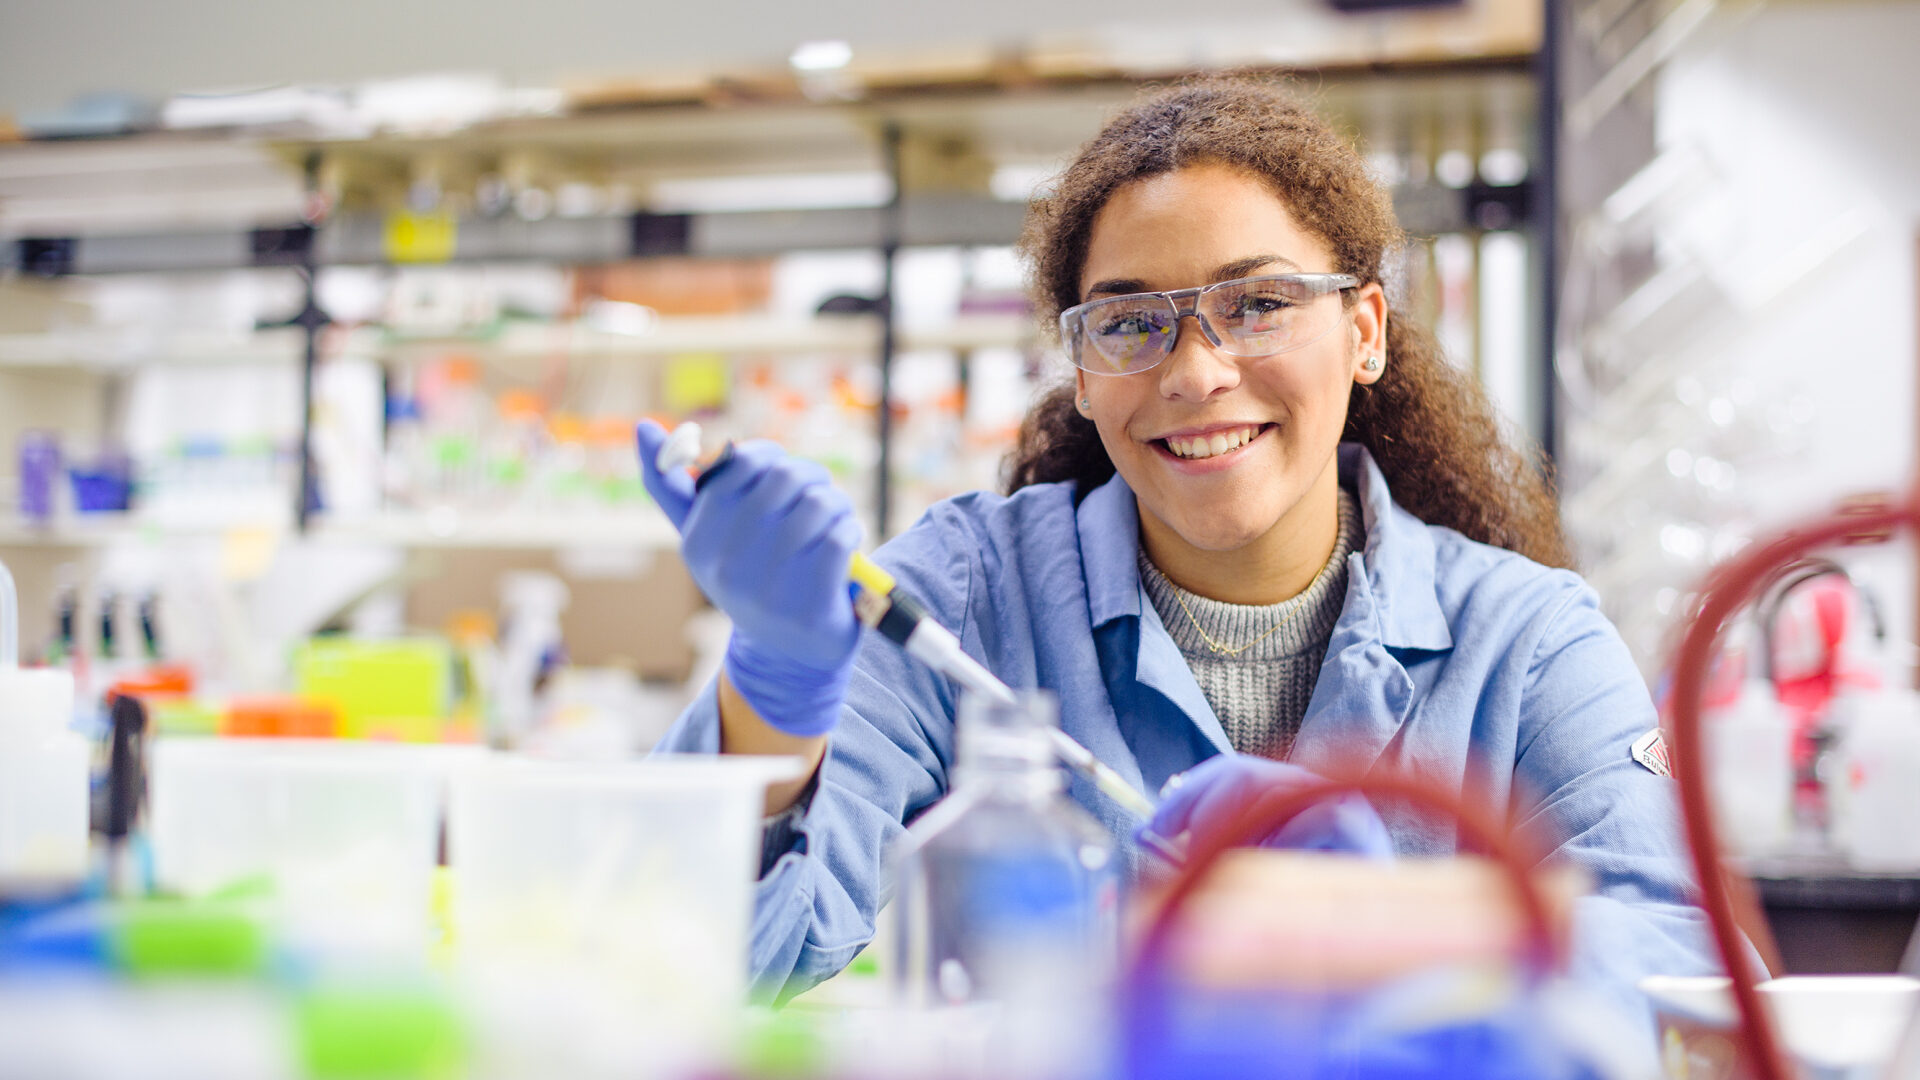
[
  {"left": 1080, "top": 397, "right": 1091, "bottom": 411},
  {"left": 1363, "top": 355, "right": 1383, "bottom": 374}
]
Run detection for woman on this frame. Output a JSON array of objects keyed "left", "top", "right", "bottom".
[{"left": 637, "top": 79, "right": 1717, "bottom": 1034}]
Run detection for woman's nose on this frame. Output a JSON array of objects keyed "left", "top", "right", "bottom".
[{"left": 1157, "top": 314, "right": 1240, "bottom": 401}]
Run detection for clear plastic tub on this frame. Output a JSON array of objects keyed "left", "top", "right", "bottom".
[
  {"left": 146, "top": 738, "right": 476, "bottom": 953},
  {"left": 446, "top": 755, "right": 800, "bottom": 1013}
]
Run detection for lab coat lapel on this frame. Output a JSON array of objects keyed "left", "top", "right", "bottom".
[
  {"left": 1289, "top": 556, "right": 1416, "bottom": 777},
  {"left": 1075, "top": 472, "right": 1233, "bottom": 758},
  {"left": 1134, "top": 582, "right": 1233, "bottom": 756}
]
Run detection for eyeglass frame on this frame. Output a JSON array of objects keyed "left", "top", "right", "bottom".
[{"left": 1059, "top": 272, "right": 1363, "bottom": 376}]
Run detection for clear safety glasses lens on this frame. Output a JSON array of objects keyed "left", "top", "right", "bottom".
[{"left": 1065, "top": 275, "right": 1355, "bottom": 375}]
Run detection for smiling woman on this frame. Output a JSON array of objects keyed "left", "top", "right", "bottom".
[
  {"left": 645, "top": 77, "right": 1722, "bottom": 1057},
  {"left": 1010, "top": 80, "right": 1571, "bottom": 577}
]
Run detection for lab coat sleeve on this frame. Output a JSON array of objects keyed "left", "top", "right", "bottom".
[
  {"left": 1509, "top": 581, "right": 1722, "bottom": 1043},
  {"left": 652, "top": 506, "right": 977, "bottom": 1002}
]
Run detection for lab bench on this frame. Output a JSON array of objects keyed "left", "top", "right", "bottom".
[{"left": 1742, "top": 856, "right": 1920, "bottom": 974}]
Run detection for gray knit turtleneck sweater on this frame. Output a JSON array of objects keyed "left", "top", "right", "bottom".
[{"left": 1138, "top": 487, "right": 1362, "bottom": 760}]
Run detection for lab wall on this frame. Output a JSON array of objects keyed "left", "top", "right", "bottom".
[
  {"left": 1656, "top": 0, "right": 1920, "bottom": 508},
  {"left": 1660, "top": 0, "right": 1920, "bottom": 657},
  {"left": 1566, "top": 0, "right": 1920, "bottom": 670}
]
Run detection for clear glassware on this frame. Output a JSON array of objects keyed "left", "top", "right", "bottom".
[
  {"left": 887, "top": 687, "right": 1121, "bottom": 1076},
  {"left": 887, "top": 689, "right": 1119, "bottom": 1076}
]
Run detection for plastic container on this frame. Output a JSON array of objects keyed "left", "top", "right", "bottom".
[
  {"left": 1827, "top": 688, "right": 1920, "bottom": 870},
  {"left": 446, "top": 754, "right": 800, "bottom": 1013},
  {"left": 146, "top": 738, "right": 472, "bottom": 952},
  {"left": 494, "top": 573, "right": 567, "bottom": 746},
  {"left": 291, "top": 637, "right": 451, "bottom": 742},
  {"left": 67, "top": 454, "right": 133, "bottom": 513},
  {"left": 17, "top": 431, "right": 61, "bottom": 524},
  {"left": 1706, "top": 682, "right": 1794, "bottom": 857},
  {"left": 222, "top": 695, "right": 339, "bottom": 739},
  {"left": 1642, "top": 974, "right": 1920, "bottom": 1079},
  {"left": 0, "top": 666, "right": 88, "bottom": 884},
  {"left": 108, "top": 663, "right": 195, "bottom": 701}
]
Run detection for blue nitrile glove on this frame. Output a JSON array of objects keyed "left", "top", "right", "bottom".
[
  {"left": 637, "top": 421, "right": 862, "bottom": 737},
  {"left": 1144, "top": 753, "right": 1394, "bottom": 858}
]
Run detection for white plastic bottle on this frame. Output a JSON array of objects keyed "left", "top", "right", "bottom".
[
  {"left": 1827, "top": 686, "right": 1920, "bottom": 871},
  {"left": 0, "top": 665, "right": 88, "bottom": 884},
  {"left": 494, "top": 571, "right": 569, "bottom": 747},
  {"left": 1705, "top": 679, "right": 1794, "bottom": 858}
]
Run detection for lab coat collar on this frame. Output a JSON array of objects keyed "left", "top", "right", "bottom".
[
  {"left": 1075, "top": 445, "right": 1457, "bottom": 771},
  {"left": 1341, "top": 443, "right": 1454, "bottom": 653},
  {"left": 1076, "top": 471, "right": 1231, "bottom": 753},
  {"left": 1077, "top": 444, "right": 1453, "bottom": 654},
  {"left": 1077, "top": 471, "right": 1146, "bottom": 628}
]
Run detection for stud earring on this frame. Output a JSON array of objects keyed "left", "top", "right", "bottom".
[
  {"left": 1363, "top": 355, "right": 1383, "bottom": 374},
  {"left": 1080, "top": 397, "right": 1091, "bottom": 411}
]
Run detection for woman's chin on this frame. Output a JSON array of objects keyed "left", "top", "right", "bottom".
[{"left": 1161, "top": 514, "right": 1273, "bottom": 554}]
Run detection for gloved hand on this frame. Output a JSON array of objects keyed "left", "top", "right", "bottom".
[
  {"left": 637, "top": 421, "right": 862, "bottom": 737},
  {"left": 1145, "top": 753, "right": 1393, "bottom": 858}
]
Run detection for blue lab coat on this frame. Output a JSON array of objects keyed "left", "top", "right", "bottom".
[{"left": 656, "top": 443, "right": 1719, "bottom": 1033}]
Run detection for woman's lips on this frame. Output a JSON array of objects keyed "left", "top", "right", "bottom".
[{"left": 1150, "top": 423, "right": 1273, "bottom": 470}]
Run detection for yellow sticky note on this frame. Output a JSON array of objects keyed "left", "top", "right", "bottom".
[
  {"left": 661, "top": 353, "right": 731, "bottom": 413},
  {"left": 384, "top": 211, "right": 458, "bottom": 264}
]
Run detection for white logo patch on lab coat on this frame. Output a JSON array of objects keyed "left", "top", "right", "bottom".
[{"left": 1631, "top": 729, "right": 1673, "bottom": 778}]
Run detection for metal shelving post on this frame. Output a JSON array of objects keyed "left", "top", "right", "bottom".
[{"left": 876, "top": 121, "right": 903, "bottom": 540}]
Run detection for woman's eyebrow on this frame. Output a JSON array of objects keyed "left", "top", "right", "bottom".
[
  {"left": 1081, "top": 255, "right": 1306, "bottom": 300},
  {"left": 1083, "top": 277, "right": 1148, "bottom": 298},
  {"left": 1213, "top": 254, "right": 1301, "bottom": 280}
]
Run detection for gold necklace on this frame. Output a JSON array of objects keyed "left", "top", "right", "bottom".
[{"left": 1164, "top": 575, "right": 1301, "bottom": 657}]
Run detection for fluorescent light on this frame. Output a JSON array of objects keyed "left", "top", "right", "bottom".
[
  {"left": 1479, "top": 148, "right": 1529, "bottom": 187},
  {"left": 790, "top": 40, "right": 853, "bottom": 72},
  {"left": 1434, "top": 150, "right": 1476, "bottom": 189}
]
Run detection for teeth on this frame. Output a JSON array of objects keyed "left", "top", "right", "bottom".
[{"left": 1166, "top": 425, "right": 1260, "bottom": 460}]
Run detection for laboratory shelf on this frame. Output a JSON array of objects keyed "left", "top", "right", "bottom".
[
  {"left": 379, "top": 313, "right": 1033, "bottom": 358},
  {"left": 1734, "top": 855, "right": 1920, "bottom": 974},
  {"left": 1741, "top": 856, "right": 1920, "bottom": 910},
  {"left": 0, "top": 327, "right": 307, "bottom": 369},
  {"left": 0, "top": 314, "right": 1034, "bottom": 370},
  {"left": 0, "top": 508, "right": 680, "bottom": 551},
  {"left": 312, "top": 508, "right": 680, "bottom": 550}
]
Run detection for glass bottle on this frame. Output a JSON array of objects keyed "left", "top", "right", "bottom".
[{"left": 888, "top": 689, "right": 1118, "bottom": 1077}]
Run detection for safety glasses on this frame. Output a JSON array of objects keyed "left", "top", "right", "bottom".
[{"left": 1061, "top": 273, "right": 1360, "bottom": 376}]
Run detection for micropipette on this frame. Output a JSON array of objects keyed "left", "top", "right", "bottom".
[{"left": 653, "top": 423, "right": 1162, "bottom": 825}]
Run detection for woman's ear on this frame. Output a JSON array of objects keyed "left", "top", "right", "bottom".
[
  {"left": 1075, "top": 370, "right": 1091, "bottom": 416},
  {"left": 1350, "top": 282, "right": 1389, "bottom": 385}
]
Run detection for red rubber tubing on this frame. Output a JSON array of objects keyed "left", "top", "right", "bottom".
[{"left": 1666, "top": 501, "right": 1915, "bottom": 1080}]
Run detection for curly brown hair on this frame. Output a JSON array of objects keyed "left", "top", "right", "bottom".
[{"left": 1006, "top": 77, "right": 1572, "bottom": 570}]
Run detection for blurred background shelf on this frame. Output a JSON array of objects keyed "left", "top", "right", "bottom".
[
  {"left": 376, "top": 313, "right": 1035, "bottom": 359},
  {"left": 0, "top": 315, "right": 1035, "bottom": 369},
  {"left": 0, "top": 508, "right": 680, "bottom": 550},
  {"left": 0, "top": 327, "right": 307, "bottom": 369},
  {"left": 317, "top": 508, "right": 679, "bottom": 549}
]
